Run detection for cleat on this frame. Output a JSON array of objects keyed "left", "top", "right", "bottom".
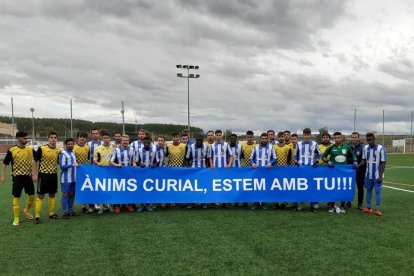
[
  {"left": 328, "top": 207, "right": 335, "bottom": 213},
  {"left": 13, "top": 217, "right": 20, "bottom": 226},
  {"left": 34, "top": 217, "right": 41, "bottom": 224},
  {"left": 69, "top": 212, "right": 79, "bottom": 217},
  {"left": 310, "top": 207, "right": 318, "bottom": 213},
  {"left": 115, "top": 207, "right": 121, "bottom": 213},
  {"left": 127, "top": 205, "right": 134, "bottom": 212},
  {"left": 82, "top": 207, "right": 90, "bottom": 214},
  {"left": 345, "top": 202, "right": 352, "bottom": 209},
  {"left": 374, "top": 209, "right": 382, "bottom": 216},
  {"left": 109, "top": 207, "right": 115, "bottom": 213},
  {"left": 335, "top": 206, "right": 341, "bottom": 214},
  {"left": 340, "top": 207, "right": 346, "bottom": 214},
  {"left": 49, "top": 214, "right": 59, "bottom": 219},
  {"left": 186, "top": 204, "right": 194, "bottom": 209},
  {"left": 274, "top": 203, "right": 280, "bottom": 209},
  {"left": 98, "top": 209, "right": 104, "bottom": 215},
  {"left": 362, "top": 208, "right": 373, "bottom": 214},
  {"left": 261, "top": 205, "right": 268, "bottom": 210},
  {"left": 23, "top": 208, "right": 33, "bottom": 220},
  {"left": 201, "top": 204, "right": 208, "bottom": 209},
  {"left": 62, "top": 214, "right": 70, "bottom": 219},
  {"left": 137, "top": 206, "right": 144, "bottom": 213},
  {"left": 250, "top": 205, "right": 257, "bottom": 211},
  {"left": 146, "top": 206, "right": 154, "bottom": 212},
  {"left": 280, "top": 203, "right": 286, "bottom": 210},
  {"left": 357, "top": 204, "right": 363, "bottom": 210}
]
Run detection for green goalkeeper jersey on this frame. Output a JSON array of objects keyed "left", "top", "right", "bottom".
[{"left": 322, "top": 144, "right": 356, "bottom": 165}]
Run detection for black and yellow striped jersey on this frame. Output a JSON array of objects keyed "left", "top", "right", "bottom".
[
  {"left": 3, "top": 145, "right": 35, "bottom": 176},
  {"left": 274, "top": 144, "right": 292, "bottom": 166},
  {"left": 241, "top": 143, "right": 256, "bottom": 167},
  {"left": 74, "top": 143, "right": 90, "bottom": 165},
  {"left": 167, "top": 143, "right": 187, "bottom": 167},
  {"left": 35, "top": 145, "right": 61, "bottom": 174}
]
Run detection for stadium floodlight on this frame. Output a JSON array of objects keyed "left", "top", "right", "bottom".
[{"left": 176, "top": 64, "right": 200, "bottom": 134}]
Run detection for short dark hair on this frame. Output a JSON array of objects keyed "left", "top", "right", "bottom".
[
  {"left": 77, "top": 131, "right": 88, "bottom": 138},
  {"left": 351, "top": 132, "right": 359, "bottom": 137},
  {"left": 246, "top": 130, "right": 254, "bottom": 136},
  {"left": 157, "top": 135, "right": 165, "bottom": 140},
  {"left": 277, "top": 131, "right": 284, "bottom": 138},
  {"left": 215, "top": 129, "right": 222, "bottom": 135},
  {"left": 260, "top": 133, "right": 268, "bottom": 138},
  {"left": 64, "top": 138, "right": 74, "bottom": 145},
  {"left": 333, "top": 131, "right": 342, "bottom": 137},
  {"left": 321, "top": 132, "right": 331, "bottom": 138},
  {"left": 181, "top": 133, "right": 189, "bottom": 138},
  {"left": 196, "top": 135, "right": 204, "bottom": 141},
  {"left": 207, "top": 130, "right": 214, "bottom": 135},
  {"left": 303, "top": 128, "right": 311, "bottom": 135},
  {"left": 101, "top": 131, "right": 110, "bottom": 137},
  {"left": 171, "top": 133, "right": 180, "bottom": 137},
  {"left": 143, "top": 136, "right": 152, "bottom": 142},
  {"left": 91, "top": 128, "right": 99, "bottom": 133},
  {"left": 366, "top": 132, "right": 375, "bottom": 139},
  {"left": 114, "top": 131, "right": 122, "bottom": 136},
  {"left": 16, "top": 131, "right": 28, "bottom": 138},
  {"left": 283, "top": 130, "right": 291, "bottom": 135},
  {"left": 291, "top": 133, "right": 298, "bottom": 138},
  {"left": 267, "top": 129, "right": 275, "bottom": 135},
  {"left": 230, "top": 134, "right": 237, "bottom": 139},
  {"left": 48, "top": 132, "right": 58, "bottom": 138}
]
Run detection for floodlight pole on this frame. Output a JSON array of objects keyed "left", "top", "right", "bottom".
[
  {"left": 121, "top": 101, "right": 125, "bottom": 135},
  {"left": 70, "top": 99, "right": 73, "bottom": 137},
  {"left": 11, "top": 97, "right": 15, "bottom": 136},
  {"left": 382, "top": 110, "right": 385, "bottom": 146},
  {"left": 176, "top": 65, "right": 200, "bottom": 135},
  {"left": 410, "top": 110, "right": 413, "bottom": 152},
  {"left": 30, "top": 107, "right": 35, "bottom": 144},
  {"left": 353, "top": 108, "right": 356, "bottom": 132}
]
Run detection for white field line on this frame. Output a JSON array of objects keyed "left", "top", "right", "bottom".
[
  {"left": 383, "top": 181, "right": 414, "bottom": 187},
  {"left": 383, "top": 185, "right": 414, "bottom": 193}
]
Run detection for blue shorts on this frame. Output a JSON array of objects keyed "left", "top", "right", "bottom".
[
  {"left": 364, "top": 178, "right": 382, "bottom": 190},
  {"left": 61, "top": 182, "right": 76, "bottom": 193}
]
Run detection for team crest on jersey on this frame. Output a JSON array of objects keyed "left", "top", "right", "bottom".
[
  {"left": 342, "top": 149, "right": 347, "bottom": 155},
  {"left": 335, "top": 155, "right": 346, "bottom": 163}
]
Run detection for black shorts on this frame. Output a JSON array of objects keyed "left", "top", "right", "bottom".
[
  {"left": 12, "top": 175, "right": 34, "bottom": 197},
  {"left": 37, "top": 173, "right": 58, "bottom": 195}
]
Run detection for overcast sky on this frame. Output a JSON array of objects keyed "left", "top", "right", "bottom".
[{"left": 0, "top": 0, "right": 413, "bottom": 134}]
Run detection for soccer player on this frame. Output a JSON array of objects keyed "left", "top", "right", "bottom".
[
  {"left": 240, "top": 130, "right": 256, "bottom": 208},
  {"left": 156, "top": 135, "right": 167, "bottom": 167},
  {"left": 87, "top": 128, "right": 103, "bottom": 164},
  {"left": 113, "top": 131, "right": 122, "bottom": 147},
  {"left": 294, "top": 128, "right": 321, "bottom": 213},
  {"left": 93, "top": 131, "right": 115, "bottom": 214},
  {"left": 274, "top": 132, "right": 291, "bottom": 209},
  {"left": 59, "top": 138, "right": 78, "bottom": 219},
  {"left": 181, "top": 129, "right": 194, "bottom": 145},
  {"left": 210, "top": 130, "right": 234, "bottom": 169},
  {"left": 322, "top": 132, "right": 357, "bottom": 213},
  {"left": 229, "top": 134, "right": 243, "bottom": 168},
  {"left": 267, "top": 130, "right": 276, "bottom": 146},
  {"left": 205, "top": 130, "right": 215, "bottom": 146},
  {"left": 186, "top": 136, "right": 211, "bottom": 209},
  {"left": 135, "top": 137, "right": 159, "bottom": 212},
  {"left": 250, "top": 133, "right": 276, "bottom": 210},
  {"left": 284, "top": 130, "right": 292, "bottom": 147},
  {"left": 33, "top": 132, "right": 61, "bottom": 224},
  {"left": 74, "top": 131, "right": 92, "bottom": 213},
  {"left": 130, "top": 129, "right": 146, "bottom": 153},
  {"left": 1, "top": 131, "right": 36, "bottom": 226},
  {"left": 290, "top": 133, "right": 304, "bottom": 211},
  {"left": 349, "top": 132, "right": 366, "bottom": 210},
  {"left": 167, "top": 133, "right": 188, "bottom": 168},
  {"left": 110, "top": 134, "right": 135, "bottom": 213},
  {"left": 181, "top": 133, "right": 189, "bottom": 145},
  {"left": 358, "top": 132, "right": 386, "bottom": 216},
  {"left": 318, "top": 132, "right": 332, "bottom": 165}
]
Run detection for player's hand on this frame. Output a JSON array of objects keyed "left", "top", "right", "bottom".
[
  {"left": 226, "top": 163, "right": 232, "bottom": 169},
  {"left": 73, "top": 162, "right": 79, "bottom": 168},
  {"left": 140, "top": 164, "right": 146, "bottom": 168},
  {"left": 294, "top": 161, "right": 299, "bottom": 167},
  {"left": 266, "top": 163, "right": 272, "bottom": 169},
  {"left": 377, "top": 176, "right": 383, "bottom": 183},
  {"left": 328, "top": 161, "right": 334, "bottom": 168},
  {"left": 210, "top": 164, "right": 215, "bottom": 169},
  {"left": 352, "top": 162, "right": 358, "bottom": 170},
  {"left": 252, "top": 164, "right": 257, "bottom": 169},
  {"left": 312, "top": 161, "right": 319, "bottom": 168}
]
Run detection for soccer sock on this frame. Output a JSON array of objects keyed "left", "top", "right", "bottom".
[
  {"left": 25, "top": 195, "right": 34, "bottom": 210},
  {"left": 49, "top": 197, "right": 56, "bottom": 216},
  {"left": 35, "top": 197, "right": 43, "bottom": 218},
  {"left": 68, "top": 195, "right": 75, "bottom": 212},
  {"left": 12, "top": 197, "right": 20, "bottom": 219},
  {"left": 61, "top": 195, "right": 69, "bottom": 215},
  {"left": 375, "top": 185, "right": 382, "bottom": 210},
  {"left": 366, "top": 188, "right": 373, "bottom": 209}
]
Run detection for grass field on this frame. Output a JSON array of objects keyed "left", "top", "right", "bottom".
[{"left": 0, "top": 154, "right": 413, "bottom": 275}]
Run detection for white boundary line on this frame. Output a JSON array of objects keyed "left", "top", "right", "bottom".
[
  {"left": 383, "top": 181, "right": 414, "bottom": 187},
  {"left": 383, "top": 185, "right": 414, "bottom": 193}
]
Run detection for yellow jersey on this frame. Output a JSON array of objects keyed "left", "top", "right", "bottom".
[
  {"left": 241, "top": 143, "right": 256, "bottom": 167},
  {"left": 94, "top": 145, "right": 114, "bottom": 166},
  {"left": 274, "top": 144, "right": 292, "bottom": 166},
  {"left": 167, "top": 143, "right": 187, "bottom": 167},
  {"left": 319, "top": 143, "right": 332, "bottom": 165},
  {"left": 36, "top": 145, "right": 61, "bottom": 174},
  {"left": 74, "top": 143, "right": 90, "bottom": 165},
  {"left": 3, "top": 145, "right": 35, "bottom": 176}
]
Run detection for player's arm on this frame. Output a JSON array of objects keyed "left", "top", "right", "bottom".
[
  {"left": 1, "top": 150, "right": 12, "bottom": 184},
  {"left": 33, "top": 147, "right": 42, "bottom": 182},
  {"left": 59, "top": 154, "right": 73, "bottom": 171},
  {"left": 185, "top": 147, "right": 192, "bottom": 165},
  {"left": 226, "top": 146, "right": 234, "bottom": 168},
  {"left": 109, "top": 150, "right": 121, "bottom": 167},
  {"left": 268, "top": 147, "right": 277, "bottom": 168},
  {"left": 358, "top": 146, "right": 367, "bottom": 169},
  {"left": 377, "top": 147, "right": 387, "bottom": 182},
  {"left": 93, "top": 148, "right": 100, "bottom": 165},
  {"left": 321, "top": 145, "right": 332, "bottom": 163},
  {"left": 250, "top": 149, "right": 257, "bottom": 169},
  {"left": 314, "top": 142, "right": 321, "bottom": 163},
  {"left": 151, "top": 151, "right": 160, "bottom": 168},
  {"left": 294, "top": 144, "right": 300, "bottom": 165}
]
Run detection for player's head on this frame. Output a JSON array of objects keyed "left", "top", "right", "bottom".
[
  {"left": 302, "top": 128, "right": 311, "bottom": 141},
  {"left": 143, "top": 136, "right": 151, "bottom": 149},
  {"left": 172, "top": 133, "right": 180, "bottom": 144},
  {"left": 333, "top": 131, "right": 342, "bottom": 145},
  {"left": 291, "top": 133, "right": 298, "bottom": 146},
  {"left": 321, "top": 132, "right": 331, "bottom": 145},
  {"left": 76, "top": 131, "right": 87, "bottom": 146},
  {"left": 121, "top": 135, "right": 130, "bottom": 148},
  {"left": 230, "top": 134, "right": 238, "bottom": 146},
  {"left": 16, "top": 130, "right": 29, "bottom": 145},
  {"left": 101, "top": 131, "right": 111, "bottom": 146},
  {"left": 138, "top": 129, "right": 146, "bottom": 141},
  {"left": 283, "top": 130, "right": 291, "bottom": 143},
  {"left": 207, "top": 130, "right": 215, "bottom": 143},
  {"left": 245, "top": 130, "right": 254, "bottom": 144},
  {"left": 114, "top": 132, "right": 122, "bottom": 143},
  {"left": 351, "top": 132, "right": 359, "bottom": 144},
  {"left": 182, "top": 129, "right": 190, "bottom": 135},
  {"left": 196, "top": 135, "right": 204, "bottom": 147},
  {"left": 64, "top": 138, "right": 75, "bottom": 151},
  {"left": 277, "top": 132, "right": 284, "bottom": 144},
  {"left": 260, "top": 133, "right": 268, "bottom": 146},
  {"left": 267, "top": 130, "right": 275, "bottom": 141},
  {"left": 157, "top": 135, "right": 165, "bottom": 147},
  {"left": 48, "top": 131, "right": 58, "bottom": 146},
  {"left": 91, "top": 128, "right": 100, "bottom": 141},
  {"left": 366, "top": 132, "right": 376, "bottom": 147},
  {"left": 215, "top": 130, "right": 223, "bottom": 142},
  {"left": 181, "top": 133, "right": 189, "bottom": 145}
]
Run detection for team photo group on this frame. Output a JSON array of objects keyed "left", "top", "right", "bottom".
[{"left": 0, "top": 127, "right": 386, "bottom": 226}]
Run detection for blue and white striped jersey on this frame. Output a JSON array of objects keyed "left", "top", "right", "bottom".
[
  {"left": 156, "top": 145, "right": 167, "bottom": 167},
  {"left": 186, "top": 143, "right": 211, "bottom": 168},
  {"left": 136, "top": 146, "right": 159, "bottom": 167},
  {"left": 268, "top": 140, "right": 276, "bottom": 147},
  {"left": 110, "top": 146, "right": 134, "bottom": 167},
  {"left": 59, "top": 150, "right": 76, "bottom": 183},
  {"left": 250, "top": 144, "right": 277, "bottom": 167},
  {"left": 362, "top": 144, "right": 386, "bottom": 180},
  {"left": 87, "top": 140, "right": 103, "bottom": 164},
  {"left": 130, "top": 140, "right": 144, "bottom": 154},
  {"left": 211, "top": 142, "right": 233, "bottom": 168},
  {"left": 295, "top": 141, "right": 321, "bottom": 166},
  {"left": 230, "top": 144, "right": 243, "bottom": 168}
]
